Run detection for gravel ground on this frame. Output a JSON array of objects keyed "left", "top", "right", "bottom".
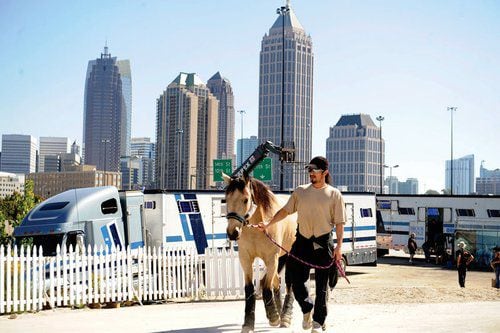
[{"left": 331, "top": 251, "right": 499, "bottom": 304}]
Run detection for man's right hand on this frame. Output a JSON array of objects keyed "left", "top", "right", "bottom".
[{"left": 257, "top": 222, "right": 268, "bottom": 232}]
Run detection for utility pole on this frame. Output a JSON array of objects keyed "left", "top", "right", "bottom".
[
  {"left": 447, "top": 107, "right": 457, "bottom": 195},
  {"left": 376, "top": 116, "right": 384, "bottom": 194}
]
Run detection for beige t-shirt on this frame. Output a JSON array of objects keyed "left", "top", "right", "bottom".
[{"left": 283, "top": 183, "right": 346, "bottom": 239}]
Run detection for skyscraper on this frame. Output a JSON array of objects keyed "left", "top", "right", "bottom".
[
  {"left": 131, "top": 137, "right": 155, "bottom": 189},
  {"left": 155, "top": 73, "right": 218, "bottom": 190},
  {"left": 236, "top": 136, "right": 259, "bottom": 166},
  {"left": 117, "top": 60, "right": 132, "bottom": 157},
  {"left": 399, "top": 178, "right": 419, "bottom": 194},
  {"left": 326, "top": 114, "right": 383, "bottom": 192},
  {"left": 445, "top": 154, "right": 475, "bottom": 194},
  {"left": 83, "top": 45, "right": 131, "bottom": 172},
  {"left": 207, "top": 72, "right": 235, "bottom": 161},
  {"left": 39, "top": 137, "right": 69, "bottom": 172},
  {"left": 0, "top": 134, "right": 38, "bottom": 174},
  {"left": 258, "top": 1, "right": 314, "bottom": 190}
]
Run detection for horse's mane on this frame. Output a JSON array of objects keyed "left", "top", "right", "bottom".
[{"left": 225, "top": 176, "right": 276, "bottom": 217}]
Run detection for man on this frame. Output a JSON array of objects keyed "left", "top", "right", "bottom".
[
  {"left": 258, "top": 156, "right": 346, "bottom": 332},
  {"left": 456, "top": 241, "right": 474, "bottom": 288},
  {"left": 408, "top": 233, "right": 417, "bottom": 264},
  {"left": 491, "top": 247, "right": 500, "bottom": 289}
]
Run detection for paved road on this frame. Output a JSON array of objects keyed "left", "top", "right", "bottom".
[{"left": 1, "top": 299, "right": 498, "bottom": 332}]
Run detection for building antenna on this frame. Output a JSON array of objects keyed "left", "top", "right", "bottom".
[{"left": 104, "top": 38, "right": 109, "bottom": 55}]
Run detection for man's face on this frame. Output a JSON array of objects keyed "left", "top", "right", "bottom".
[{"left": 308, "top": 167, "right": 325, "bottom": 184}]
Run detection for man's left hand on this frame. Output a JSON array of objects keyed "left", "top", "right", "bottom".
[{"left": 333, "top": 246, "right": 342, "bottom": 261}]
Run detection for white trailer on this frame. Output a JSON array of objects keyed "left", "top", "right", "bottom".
[
  {"left": 376, "top": 194, "right": 500, "bottom": 267},
  {"left": 142, "top": 190, "right": 229, "bottom": 254},
  {"left": 15, "top": 186, "right": 377, "bottom": 265},
  {"left": 142, "top": 190, "right": 377, "bottom": 264}
]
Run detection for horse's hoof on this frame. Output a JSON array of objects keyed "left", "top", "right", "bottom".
[
  {"left": 280, "top": 315, "right": 291, "bottom": 327},
  {"left": 241, "top": 326, "right": 254, "bottom": 333},
  {"left": 269, "top": 317, "right": 281, "bottom": 327}
]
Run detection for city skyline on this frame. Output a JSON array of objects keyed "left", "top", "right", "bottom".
[{"left": 1, "top": 0, "right": 500, "bottom": 192}]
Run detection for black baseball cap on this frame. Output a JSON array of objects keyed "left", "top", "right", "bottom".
[{"left": 305, "top": 156, "right": 329, "bottom": 171}]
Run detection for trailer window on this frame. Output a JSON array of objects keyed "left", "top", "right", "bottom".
[
  {"left": 177, "top": 200, "right": 200, "bottom": 213},
  {"left": 360, "top": 208, "right": 372, "bottom": 217},
  {"left": 377, "top": 200, "right": 391, "bottom": 210},
  {"left": 40, "top": 201, "right": 70, "bottom": 211},
  {"left": 101, "top": 198, "right": 118, "bottom": 214},
  {"left": 456, "top": 209, "right": 475, "bottom": 217},
  {"left": 487, "top": 209, "right": 500, "bottom": 218},
  {"left": 427, "top": 208, "right": 439, "bottom": 216},
  {"left": 398, "top": 207, "right": 415, "bottom": 215},
  {"left": 145, "top": 201, "right": 156, "bottom": 209}
]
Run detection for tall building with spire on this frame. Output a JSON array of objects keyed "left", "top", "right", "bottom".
[
  {"left": 207, "top": 72, "right": 235, "bottom": 162},
  {"left": 258, "top": 1, "right": 314, "bottom": 190},
  {"left": 83, "top": 45, "right": 131, "bottom": 172},
  {"left": 155, "top": 73, "right": 218, "bottom": 190}
]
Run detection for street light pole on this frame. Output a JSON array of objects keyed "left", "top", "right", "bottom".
[
  {"left": 101, "top": 139, "right": 110, "bottom": 186},
  {"left": 447, "top": 107, "right": 457, "bottom": 195},
  {"left": 384, "top": 164, "right": 399, "bottom": 194},
  {"left": 277, "top": 3, "right": 289, "bottom": 191},
  {"left": 376, "top": 116, "right": 384, "bottom": 194},
  {"left": 237, "top": 110, "right": 246, "bottom": 165}
]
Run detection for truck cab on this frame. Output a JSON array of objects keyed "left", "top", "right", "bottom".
[{"left": 14, "top": 186, "right": 144, "bottom": 256}]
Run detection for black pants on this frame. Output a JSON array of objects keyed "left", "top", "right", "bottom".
[
  {"left": 458, "top": 266, "right": 466, "bottom": 287},
  {"left": 287, "top": 232, "right": 332, "bottom": 326}
]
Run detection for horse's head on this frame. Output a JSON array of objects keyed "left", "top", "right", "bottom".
[{"left": 223, "top": 172, "right": 254, "bottom": 241}]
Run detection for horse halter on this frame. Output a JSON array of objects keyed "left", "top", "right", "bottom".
[
  {"left": 226, "top": 185, "right": 258, "bottom": 227},
  {"left": 226, "top": 201, "right": 257, "bottom": 227}
]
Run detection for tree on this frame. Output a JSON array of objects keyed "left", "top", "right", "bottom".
[
  {"left": 0, "top": 180, "right": 42, "bottom": 245},
  {"left": 425, "top": 189, "right": 440, "bottom": 195}
]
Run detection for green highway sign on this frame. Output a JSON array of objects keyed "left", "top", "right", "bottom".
[
  {"left": 252, "top": 157, "right": 272, "bottom": 181},
  {"left": 213, "top": 159, "right": 232, "bottom": 181}
]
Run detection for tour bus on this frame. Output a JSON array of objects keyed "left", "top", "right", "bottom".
[
  {"left": 14, "top": 187, "right": 378, "bottom": 266},
  {"left": 376, "top": 194, "right": 500, "bottom": 268}
]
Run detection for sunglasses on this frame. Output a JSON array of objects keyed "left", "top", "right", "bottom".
[{"left": 307, "top": 167, "right": 323, "bottom": 173}]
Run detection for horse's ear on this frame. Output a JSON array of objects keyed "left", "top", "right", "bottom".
[
  {"left": 222, "top": 172, "right": 232, "bottom": 185},
  {"left": 243, "top": 171, "right": 250, "bottom": 184}
]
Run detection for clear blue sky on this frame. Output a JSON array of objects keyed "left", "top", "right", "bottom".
[{"left": 1, "top": 0, "right": 499, "bottom": 193}]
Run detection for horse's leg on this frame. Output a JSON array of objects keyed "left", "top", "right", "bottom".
[
  {"left": 241, "top": 258, "right": 255, "bottom": 333},
  {"left": 261, "top": 255, "right": 280, "bottom": 327},
  {"left": 278, "top": 254, "right": 294, "bottom": 327}
]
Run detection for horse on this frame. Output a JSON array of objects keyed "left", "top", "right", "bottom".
[{"left": 223, "top": 173, "right": 297, "bottom": 333}]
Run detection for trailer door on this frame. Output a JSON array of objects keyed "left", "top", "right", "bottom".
[
  {"left": 411, "top": 207, "right": 427, "bottom": 247},
  {"left": 345, "top": 203, "right": 355, "bottom": 252},
  {"left": 443, "top": 208, "right": 454, "bottom": 234}
]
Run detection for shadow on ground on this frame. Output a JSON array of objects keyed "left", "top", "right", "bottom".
[{"left": 155, "top": 322, "right": 281, "bottom": 333}]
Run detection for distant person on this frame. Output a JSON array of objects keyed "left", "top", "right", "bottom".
[
  {"left": 408, "top": 233, "right": 417, "bottom": 264},
  {"left": 422, "top": 240, "right": 431, "bottom": 263},
  {"left": 490, "top": 248, "right": 500, "bottom": 289},
  {"left": 456, "top": 241, "right": 474, "bottom": 288}
]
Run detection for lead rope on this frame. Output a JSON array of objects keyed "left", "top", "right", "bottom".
[{"left": 247, "top": 224, "right": 350, "bottom": 284}]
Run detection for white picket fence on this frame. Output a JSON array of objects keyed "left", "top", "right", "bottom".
[{"left": 0, "top": 244, "right": 266, "bottom": 314}]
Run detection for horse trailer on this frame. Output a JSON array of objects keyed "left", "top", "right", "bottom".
[
  {"left": 14, "top": 187, "right": 377, "bottom": 266},
  {"left": 376, "top": 194, "right": 500, "bottom": 268}
]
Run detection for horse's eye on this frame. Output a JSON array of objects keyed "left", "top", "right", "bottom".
[{"left": 243, "top": 199, "right": 248, "bottom": 204}]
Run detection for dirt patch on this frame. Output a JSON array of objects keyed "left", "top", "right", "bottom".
[{"left": 331, "top": 252, "right": 499, "bottom": 304}]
